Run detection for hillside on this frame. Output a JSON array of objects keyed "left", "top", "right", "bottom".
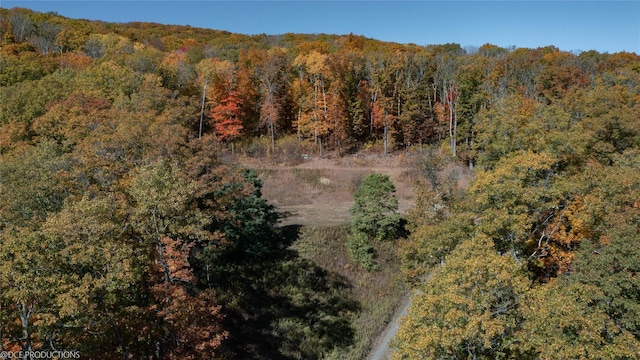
[{"left": 1, "top": 7, "right": 639, "bottom": 360}]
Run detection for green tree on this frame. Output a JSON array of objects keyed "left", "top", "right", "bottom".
[
  {"left": 346, "top": 231, "right": 378, "bottom": 271},
  {"left": 348, "top": 173, "right": 400, "bottom": 270},
  {"left": 350, "top": 173, "right": 400, "bottom": 241}
]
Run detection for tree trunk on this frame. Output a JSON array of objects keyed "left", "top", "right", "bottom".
[
  {"left": 297, "top": 107, "right": 302, "bottom": 141},
  {"left": 18, "top": 303, "right": 33, "bottom": 352},
  {"left": 199, "top": 79, "right": 208, "bottom": 139},
  {"left": 383, "top": 111, "right": 388, "bottom": 156},
  {"left": 270, "top": 119, "right": 275, "bottom": 153}
]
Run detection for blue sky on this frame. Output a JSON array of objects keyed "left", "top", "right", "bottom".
[{"left": 4, "top": 1, "right": 639, "bottom": 53}]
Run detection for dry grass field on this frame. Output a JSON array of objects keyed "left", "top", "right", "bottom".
[{"left": 244, "top": 154, "right": 417, "bottom": 227}]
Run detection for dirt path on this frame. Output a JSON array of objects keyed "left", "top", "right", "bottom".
[{"left": 366, "top": 292, "right": 412, "bottom": 360}]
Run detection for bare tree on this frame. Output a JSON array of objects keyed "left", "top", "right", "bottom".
[
  {"left": 256, "top": 48, "right": 288, "bottom": 153},
  {"left": 10, "top": 12, "right": 34, "bottom": 43}
]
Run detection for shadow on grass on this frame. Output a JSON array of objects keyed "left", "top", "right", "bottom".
[{"left": 211, "top": 225, "right": 360, "bottom": 359}]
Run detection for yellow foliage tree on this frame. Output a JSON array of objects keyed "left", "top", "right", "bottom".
[{"left": 393, "top": 235, "right": 529, "bottom": 359}]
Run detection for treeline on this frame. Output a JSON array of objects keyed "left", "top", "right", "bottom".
[
  {"left": 3, "top": 8, "right": 638, "bottom": 160},
  {"left": 1, "top": 7, "right": 639, "bottom": 359}
]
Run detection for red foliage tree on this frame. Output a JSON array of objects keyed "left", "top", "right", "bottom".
[{"left": 211, "top": 90, "right": 244, "bottom": 145}]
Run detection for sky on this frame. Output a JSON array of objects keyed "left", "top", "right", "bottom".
[{"left": 3, "top": 1, "right": 640, "bottom": 54}]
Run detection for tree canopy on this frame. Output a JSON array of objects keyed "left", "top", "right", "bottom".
[{"left": 1, "top": 7, "right": 639, "bottom": 358}]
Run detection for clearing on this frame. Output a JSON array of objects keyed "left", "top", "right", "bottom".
[
  {"left": 240, "top": 152, "right": 416, "bottom": 359},
  {"left": 236, "top": 151, "right": 471, "bottom": 358},
  {"left": 245, "top": 154, "right": 417, "bottom": 227}
]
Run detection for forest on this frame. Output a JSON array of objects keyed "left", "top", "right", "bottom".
[{"left": 1, "top": 7, "right": 639, "bottom": 359}]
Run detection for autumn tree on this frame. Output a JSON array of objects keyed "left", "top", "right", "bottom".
[
  {"left": 32, "top": 194, "right": 138, "bottom": 355},
  {"left": 197, "top": 58, "right": 245, "bottom": 149},
  {"left": 8, "top": 10, "right": 35, "bottom": 43},
  {"left": 0, "top": 141, "right": 69, "bottom": 352},
  {"left": 367, "top": 52, "right": 403, "bottom": 155},
  {"left": 397, "top": 50, "right": 435, "bottom": 147},
  {"left": 158, "top": 50, "right": 197, "bottom": 97},
  {"left": 324, "top": 50, "right": 360, "bottom": 153},
  {"left": 454, "top": 54, "right": 490, "bottom": 167},
  {"left": 211, "top": 90, "right": 244, "bottom": 151},
  {"left": 77, "top": 60, "right": 141, "bottom": 101},
  {"left": 469, "top": 150, "right": 563, "bottom": 258},
  {"left": 28, "top": 20, "right": 62, "bottom": 55},
  {"left": 256, "top": 47, "right": 289, "bottom": 153},
  {"left": 394, "top": 235, "right": 529, "bottom": 359},
  {"left": 555, "top": 154, "right": 640, "bottom": 342},
  {"left": 517, "top": 280, "right": 640, "bottom": 359},
  {"left": 293, "top": 51, "right": 331, "bottom": 154},
  {"left": 536, "top": 49, "right": 589, "bottom": 102},
  {"left": 127, "top": 160, "right": 228, "bottom": 358}
]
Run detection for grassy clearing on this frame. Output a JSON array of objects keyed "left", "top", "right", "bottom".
[{"left": 292, "top": 225, "right": 407, "bottom": 359}]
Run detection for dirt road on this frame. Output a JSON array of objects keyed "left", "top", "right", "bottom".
[{"left": 366, "top": 292, "right": 412, "bottom": 360}]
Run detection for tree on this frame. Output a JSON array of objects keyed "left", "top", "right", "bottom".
[
  {"left": 454, "top": 55, "right": 490, "bottom": 168},
  {"left": 78, "top": 60, "right": 141, "bottom": 101},
  {"left": 367, "top": 52, "right": 403, "bottom": 155},
  {"left": 469, "top": 150, "right": 561, "bottom": 257},
  {"left": 30, "top": 194, "right": 137, "bottom": 355},
  {"left": 206, "top": 167, "right": 280, "bottom": 260},
  {"left": 256, "top": 48, "right": 288, "bottom": 153},
  {"left": 556, "top": 154, "right": 640, "bottom": 343},
  {"left": 397, "top": 51, "right": 435, "bottom": 147},
  {"left": 0, "top": 69, "right": 77, "bottom": 150},
  {"left": 126, "top": 160, "right": 228, "bottom": 358},
  {"left": 28, "top": 21, "right": 62, "bottom": 55},
  {"left": 0, "top": 140, "right": 69, "bottom": 226},
  {"left": 0, "top": 143, "right": 136, "bottom": 355},
  {"left": 350, "top": 173, "right": 401, "bottom": 241},
  {"left": 400, "top": 212, "right": 475, "bottom": 285},
  {"left": 393, "top": 235, "right": 530, "bottom": 359},
  {"left": 348, "top": 173, "right": 401, "bottom": 270},
  {"left": 158, "top": 50, "right": 197, "bottom": 97},
  {"left": 516, "top": 280, "right": 640, "bottom": 359},
  {"left": 9, "top": 10, "right": 34, "bottom": 43},
  {"left": 433, "top": 52, "right": 460, "bottom": 156},
  {"left": 211, "top": 90, "right": 244, "bottom": 152}
]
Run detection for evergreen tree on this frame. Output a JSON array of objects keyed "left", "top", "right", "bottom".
[{"left": 348, "top": 173, "right": 401, "bottom": 269}]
